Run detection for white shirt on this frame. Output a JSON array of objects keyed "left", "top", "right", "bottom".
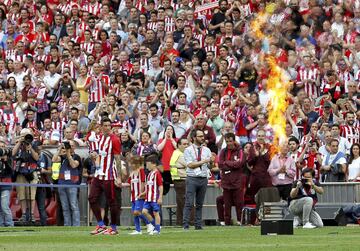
[
  {"left": 348, "top": 157, "right": 360, "bottom": 180},
  {"left": 331, "top": 22, "right": 344, "bottom": 39},
  {"left": 43, "top": 73, "right": 61, "bottom": 98},
  {"left": 321, "top": 152, "right": 347, "bottom": 166},
  {"left": 336, "top": 136, "right": 352, "bottom": 154},
  {"left": 7, "top": 71, "right": 27, "bottom": 92},
  {"left": 258, "top": 90, "right": 269, "bottom": 112}
]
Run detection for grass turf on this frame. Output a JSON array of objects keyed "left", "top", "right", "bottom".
[{"left": 0, "top": 226, "right": 360, "bottom": 251}]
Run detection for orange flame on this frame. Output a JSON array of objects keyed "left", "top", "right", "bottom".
[
  {"left": 250, "top": 13, "right": 291, "bottom": 156},
  {"left": 250, "top": 12, "right": 268, "bottom": 39}
]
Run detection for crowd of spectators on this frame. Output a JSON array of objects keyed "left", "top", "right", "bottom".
[{"left": 0, "top": 0, "right": 360, "bottom": 228}]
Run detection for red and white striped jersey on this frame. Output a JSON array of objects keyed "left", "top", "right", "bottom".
[
  {"left": 85, "top": 74, "right": 110, "bottom": 102},
  {"left": 81, "top": 42, "right": 94, "bottom": 54},
  {"left": 78, "top": 22, "right": 90, "bottom": 34},
  {"left": 10, "top": 54, "right": 27, "bottom": 62},
  {"left": 226, "top": 56, "right": 238, "bottom": 69},
  {"left": 193, "top": 33, "right": 206, "bottom": 47},
  {"left": 111, "top": 119, "right": 130, "bottom": 131},
  {"left": 220, "top": 35, "right": 239, "bottom": 45},
  {"left": 95, "top": 133, "right": 121, "bottom": 180},
  {"left": 86, "top": 131, "right": 100, "bottom": 152},
  {"left": 2, "top": 112, "right": 18, "bottom": 134},
  {"left": 140, "top": 58, "right": 150, "bottom": 73},
  {"left": 204, "top": 45, "right": 218, "bottom": 57},
  {"left": 3, "top": 49, "right": 16, "bottom": 60},
  {"left": 147, "top": 22, "right": 158, "bottom": 32},
  {"left": 34, "top": 54, "right": 51, "bottom": 64},
  {"left": 119, "top": 62, "right": 133, "bottom": 76},
  {"left": 340, "top": 125, "right": 360, "bottom": 145},
  {"left": 38, "top": 32, "right": 50, "bottom": 44},
  {"left": 164, "top": 16, "right": 176, "bottom": 32},
  {"left": 51, "top": 120, "right": 66, "bottom": 139},
  {"left": 145, "top": 169, "right": 163, "bottom": 202},
  {"left": 58, "top": 3, "right": 71, "bottom": 16},
  {"left": 239, "top": 2, "right": 254, "bottom": 18},
  {"left": 296, "top": 66, "right": 320, "bottom": 99},
  {"left": 135, "top": 0, "right": 147, "bottom": 13},
  {"left": 128, "top": 168, "right": 146, "bottom": 202},
  {"left": 60, "top": 60, "right": 77, "bottom": 79},
  {"left": 337, "top": 70, "right": 353, "bottom": 93},
  {"left": 82, "top": 2, "right": 102, "bottom": 17}
]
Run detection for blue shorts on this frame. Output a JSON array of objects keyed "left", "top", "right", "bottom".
[
  {"left": 143, "top": 201, "right": 160, "bottom": 212},
  {"left": 131, "top": 199, "right": 145, "bottom": 212}
]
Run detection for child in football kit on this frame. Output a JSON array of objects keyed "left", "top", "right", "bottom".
[
  {"left": 141, "top": 155, "right": 163, "bottom": 235},
  {"left": 128, "top": 155, "right": 154, "bottom": 235}
]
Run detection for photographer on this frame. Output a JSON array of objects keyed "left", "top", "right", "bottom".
[
  {"left": 12, "top": 128, "right": 39, "bottom": 222},
  {"left": 289, "top": 168, "right": 324, "bottom": 229},
  {"left": 0, "top": 142, "right": 14, "bottom": 227},
  {"left": 52, "top": 140, "right": 81, "bottom": 226}
]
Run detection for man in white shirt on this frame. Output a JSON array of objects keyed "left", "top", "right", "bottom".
[
  {"left": 320, "top": 139, "right": 347, "bottom": 182},
  {"left": 331, "top": 124, "right": 351, "bottom": 154},
  {"left": 43, "top": 62, "right": 61, "bottom": 101}
]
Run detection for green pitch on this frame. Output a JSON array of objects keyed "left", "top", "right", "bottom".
[{"left": 1, "top": 226, "right": 360, "bottom": 251}]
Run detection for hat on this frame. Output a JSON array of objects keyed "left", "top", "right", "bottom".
[
  {"left": 239, "top": 82, "right": 248, "bottom": 88},
  {"left": 323, "top": 102, "right": 331, "bottom": 108}
]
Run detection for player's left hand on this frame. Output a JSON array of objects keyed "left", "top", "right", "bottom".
[{"left": 157, "top": 198, "right": 162, "bottom": 205}]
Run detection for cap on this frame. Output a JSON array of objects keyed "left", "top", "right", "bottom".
[
  {"left": 239, "top": 82, "right": 248, "bottom": 88},
  {"left": 323, "top": 102, "right": 331, "bottom": 108}
]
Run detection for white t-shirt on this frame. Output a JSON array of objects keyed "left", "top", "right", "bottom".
[
  {"left": 321, "top": 152, "right": 347, "bottom": 166},
  {"left": 348, "top": 157, "right": 360, "bottom": 181}
]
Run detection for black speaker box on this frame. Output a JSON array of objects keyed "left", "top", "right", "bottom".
[
  {"left": 315, "top": 207, "right": 347, "bottom": 226},
  {"left": 261, "top": 220, "right": 293, "bottom": 235}
]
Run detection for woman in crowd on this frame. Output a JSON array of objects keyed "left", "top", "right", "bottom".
[{"left": 348, "top": 143, "right": 360, "bottom": 182}]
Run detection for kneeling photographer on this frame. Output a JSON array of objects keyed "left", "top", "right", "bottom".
[
  {"left": 12, "top": 128, "right": 39, "bottom": 223},
  {"left": 0, "top": 141, "right": 14, "bottom": 227},
  {"left": 289, "top": 168, "right": 324, "bottom": 229},
  {"left": 52, "top": 140, "right": 81, "bottom": 226}
]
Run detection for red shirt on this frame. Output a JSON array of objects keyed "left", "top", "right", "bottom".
[
  {"left": 158, "top": 138, "right": 176, "bottom": 171},
  {"left": 145, "top": 170, "right": 163, "bottom": 202},
  {"left": 160, "top": 48, "right": 179, "bottom": 66},
  {"left": 95, "top": 133, "right": 121, "bottom": 180},
  {"left": 128, "top": 168, "right": 146, "bottom": 202}
]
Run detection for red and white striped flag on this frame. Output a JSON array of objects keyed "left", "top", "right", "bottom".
[{"left": 195, "top": 1, "right": 219, "bottom": 13}]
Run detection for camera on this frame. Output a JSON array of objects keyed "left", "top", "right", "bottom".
[
  {"left": 301, "top": 178, "right": 311, "bottom": 189},
  {"left": 63, "top": 141, "right": 71, "bottom": 150},
  {"left": 0, "top": 148, "right": 12, "bottom": 157},
  {"left": 23, "top": 134, "right": 34, "bottom": 145}
]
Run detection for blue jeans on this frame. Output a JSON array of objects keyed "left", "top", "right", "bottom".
[
  {"left": 58, "top": 187, "right": 80, "bottom": 226},
  {"left": 0, "top": 189, "right": 14, "bottom": 227}
]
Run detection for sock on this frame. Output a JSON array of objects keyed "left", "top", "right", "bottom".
[
  {"left": 134, "top": 216, "right": 141, "bottom": 232},
  {"left": 151, "top": 219, "right": 156, "bottom": 227},
  {"left": 155, "top": 224, "right": 161, "bottom": 232},
  {"left": 111, "top": 224, "right": 117, "bottom": 231},
  {"left": 139, "top": 214, "right": 150, "bottom": 225},
  {"left": 98, "top": 221, "right": 105, "bottom": 227}
]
